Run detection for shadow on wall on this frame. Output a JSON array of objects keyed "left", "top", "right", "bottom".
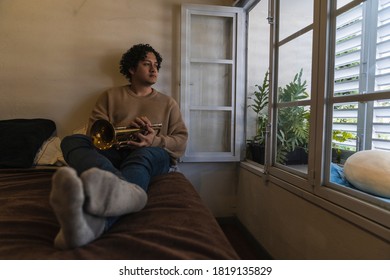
[
  {"left": 61, "top": 93, "right": 98, "bottom": 137},
  {"left": 61, "top": 50, "right": 128, "bottom": 137},
  {"left": 99, "top": 50, "right": 127, "bottom": 86}
]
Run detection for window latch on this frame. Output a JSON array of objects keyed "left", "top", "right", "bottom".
[{"left": 267, "top": 0, "right": 273, "bottom": 24}]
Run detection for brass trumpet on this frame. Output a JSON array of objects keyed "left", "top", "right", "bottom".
[{"left": 90, "top": 119, "right": 162, "bottom": 150}]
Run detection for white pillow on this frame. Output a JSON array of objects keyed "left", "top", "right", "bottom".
[
  {"left": 344, "top": 150, "right": 390, "bottom": 198},
  {"left": 34, "top": 137, "right": 66, "bottom": 166},
  {"left": 34, "top": 123, "right": 88, "bottom": 166}
]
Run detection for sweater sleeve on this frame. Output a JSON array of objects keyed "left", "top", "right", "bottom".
[{"left": 151, "top": 99, "right": 188, "bottom": 163}]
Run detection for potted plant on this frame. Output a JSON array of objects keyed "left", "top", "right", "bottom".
[
  {"left": 247, "top": 71, "right": 269, "bottom": 164},
  {"left": 332, "top": 130, "right": 355, "bottom": 164},
  {"left": 276, "top": 69, "right": 310, "bottom": 164}
]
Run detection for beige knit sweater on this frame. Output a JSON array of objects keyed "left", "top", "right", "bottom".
[{"left": 87, "top": 85, "right": 188, "bottom": 162}]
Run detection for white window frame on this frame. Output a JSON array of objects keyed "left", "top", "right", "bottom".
[
  {"left": 321, "top": 0, "right": 390, "bottom": 231},
  {"left": 330, "top": 0, "right": 390, "bottom": 154},
  {"left": 241, "top": 0, "right": 390, "bottom": 240},
  {"left": 180, "top": 4, "right": 246, "bottom": 162}
]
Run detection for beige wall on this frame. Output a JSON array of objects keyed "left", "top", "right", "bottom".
[
  {"left": 0, "top": 0, "right": 232, "bottom": 137},
  {"left": 237, "top": 167, "right": 390, "bottom": 259},
  {"left": 0, "top": 0, "right": 237, "bottom": 217},
  {"left": 3, "top": 1, "right": 387, "bottom": 259}
]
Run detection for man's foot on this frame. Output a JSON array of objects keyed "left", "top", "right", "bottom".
[
  {"left": 80, "top": 167, "right": 147, "bottom": 217},
  {"left": 50, "top": 167, "right": 105, "bottom": 250}
]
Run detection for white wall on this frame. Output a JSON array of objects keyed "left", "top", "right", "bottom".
[
  {"left": 0, "top": 0, "right": 237, "bottom": 216},
  {"left": 179, "top": 162, "right": 239, "bottom": 217}
]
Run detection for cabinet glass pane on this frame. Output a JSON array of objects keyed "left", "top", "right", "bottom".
[
  {"left": 279, "top": 0, "right": 313, "bottom": 41},
  {"left": 190, "top": 63, "right": 232, "bottom": 106},
  {"left": 190, "top": 14, "right": 233, "bottom": 60},
  {"left": 189, "top": 110, "right": 231, "bottom": 153}
]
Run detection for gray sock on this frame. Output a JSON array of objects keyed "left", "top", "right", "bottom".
[
  {"left": 80, "top": 167, "right": 147, "bottom": 217},
  {"left": 50, "top": 167, "right": 105, "bottom": 250}
]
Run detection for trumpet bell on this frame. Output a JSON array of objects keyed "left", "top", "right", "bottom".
[
  {"left": 90, "top": 119, "right": 116, "bottom": 150},
  {"left": 90, "top": 119, "right": 162, "bottom": 150}
]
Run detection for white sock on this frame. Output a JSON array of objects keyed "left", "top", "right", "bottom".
[
  {"left": 80, "top": 167, "right": 147, "bottom": 217},
  {"left": 50, "top": 167, "right": 105, "bottom": 250}
]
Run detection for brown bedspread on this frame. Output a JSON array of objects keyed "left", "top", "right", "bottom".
[{"left": 0, "top": 169, "right": 239, "bottom": 259}]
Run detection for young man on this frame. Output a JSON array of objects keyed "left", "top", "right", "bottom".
[{"left": 50, "top": 44, "right": 188, "bottom": 249}]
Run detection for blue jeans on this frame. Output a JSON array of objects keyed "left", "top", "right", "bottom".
[
  {"left": 61, "top": 134, "right": 170, "bottom": 191},
  {"left": 60, "top": 134, "right": 171, "bottom": 230}
]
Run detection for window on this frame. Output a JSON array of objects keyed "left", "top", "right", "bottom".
[
  {"left": 330, "top": 0, "right": 390, "bottom": 161},
  {"left": 262, "top": 0, "right": 316, "bottom": 193},
  {"left": 246, "top": 0, "right": 270, "bottom": 165},
  {"left": 273, "top": 0, "right": 313, "bottom": 175},
  {"left": 326, "top": 0, "right": 390, "bottom": 210},
  {"left": 180, "top": 4, "right": 245, "bottom": 162},
  {"left": 242, "top": 0, "right": 390, "bottom": 232},
  {"left": 245, "top": 0, "right": 316, "bottom": 178}
]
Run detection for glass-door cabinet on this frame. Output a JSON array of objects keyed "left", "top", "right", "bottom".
[{"left": 180, "top": 4, "right": 245, "bottom": 162}]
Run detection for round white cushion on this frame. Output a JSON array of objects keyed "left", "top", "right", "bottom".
[{"left": 344, "top": 150, "right": 390, "bottom": 198}]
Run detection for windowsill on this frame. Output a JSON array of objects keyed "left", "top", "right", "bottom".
[
  {"left": 241, "top": 160, "right": 309, "bottom": 175},
  {"left": 240, "top": 160, "right": 265, "bottom": 176}
]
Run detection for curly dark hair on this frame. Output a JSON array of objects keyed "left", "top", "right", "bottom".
[{"left": 119, "top": 43, "right": 163, "bottom": 82}]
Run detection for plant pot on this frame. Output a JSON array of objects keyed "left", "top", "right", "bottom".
[
  {"left": 285, "top": 147, "right": 308, "bottom": 165},
  {"left": 332, "top": 148, "right": 355, "bottom": 165},
  {"left": 247, "top": 143, "right": 265, "bottom": 165}
]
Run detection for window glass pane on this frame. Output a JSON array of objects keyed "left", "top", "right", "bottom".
[
  {"left": 278, "top": 32, "right": 312, "bottom": 101},
  {"left": 337, "top": 0, "right": 354, "bottom": 9},
  {"left": 276, "top": 105, "right": 310, "bottom": 173},
  {"left": 375, "top": 0, "right": 390, "bottom": 91},
  {"left": 190, "top": 63, "right": 232, "bottom": 106},
  {"left": 331, "top": 102, "right": 358, "bottom": 164},
  {"left": 190, "top": 15, "right": 233, "bottom": 60},
  {"left": 372, "top": 99, "right": 390, "bottom": 150},
  {"left": 246, "top": 0, "right": 270, "bottom": 164},
  {"left": 279, "top": 0, "right": 313, "bottom": 41},
  {"left": 334, "top": 4, "right": 363, "bottom": 96},
  {"left": 189, "top": 111, "right": 231, "bottom": 153},
  {"left": 330, "top": 1, "right": 390, "bottom": 170},
  {"left": 276, "top": 26, "right": 312, "bottom": 174},
  {"left": 329, "top": 100, "right": 390, "bottom": 189}
]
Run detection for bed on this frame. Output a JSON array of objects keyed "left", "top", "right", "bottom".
[{"left": 0, "top": 119, "right": 239, "bottom": 259}]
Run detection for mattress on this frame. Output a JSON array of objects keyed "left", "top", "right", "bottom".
[{"left": 0, "top": 169, "right": 239, "bottom": 259}]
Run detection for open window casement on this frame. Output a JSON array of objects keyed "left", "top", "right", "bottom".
[{"left": 180, "top": 4, "right": 245, "bottom": 162}]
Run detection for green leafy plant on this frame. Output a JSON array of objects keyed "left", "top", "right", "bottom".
[
  {"left": 247, "top": 71, "right": 269, "bottom": 146},
  {"left": 247, "top": 69, "right": 310, "bottom": 165},
  {"left": 332, "top": 130, "right": 355, "bottom": 163},
  {"left": 246, "top": 71, "right": 269, "bottom": 164},
  {"left": 276, "top": 69, "right": 310, "bottom": 164}
]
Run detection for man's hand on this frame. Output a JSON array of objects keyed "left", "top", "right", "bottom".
[{"left": 127, "top": 116, "right": 156, "bottom": 147}]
